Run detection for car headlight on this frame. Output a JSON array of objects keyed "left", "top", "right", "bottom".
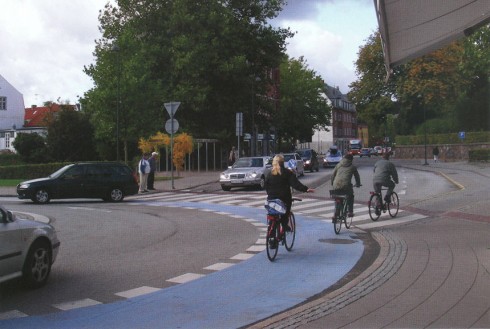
[
  {"left": 19, "top": 183, "right": 30, "bottom": 189},
  {"left": 220, "top": 173, "right": 229, "bottom": 179},
  {"left": 305, "top": 160, "right": 311, "bottom": 165},
  {"left": 246, "top": 172, "right": 258, "bottom": 178}
]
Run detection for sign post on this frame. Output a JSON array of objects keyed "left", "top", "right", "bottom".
[
  {"left": 164, "top": 101, "right": 181, "bottom": 189},
  {"left": 236, "top": 112, "right": 243, "bottom": 158}
]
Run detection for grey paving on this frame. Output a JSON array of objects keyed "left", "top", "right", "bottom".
[{"left": 249, "top": 160, "right": 490, "bottom": 329}]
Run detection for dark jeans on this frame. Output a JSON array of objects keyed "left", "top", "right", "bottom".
[{"left": 148, "top": 171, "right": 155, "bottom": 189}]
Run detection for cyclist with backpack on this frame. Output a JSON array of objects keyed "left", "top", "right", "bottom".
[{"left": 265, "top": 154, "right": 314, "bottom": 232}]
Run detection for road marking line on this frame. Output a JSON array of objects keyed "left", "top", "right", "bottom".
[
  {"left": 203, "top": 263, "right": 235, "bottom": 271},
  {"left": 247, "top": 245, "right": 266, "bottom": 252},
  {"left": 167, "top": 273, "right": 205, "bottom": 284},
  {"left": 53, "top": 298, "right": 102, "bottom": 311},
  {"left": 115, "top": 286, "right": 161, "bottom": 298},
  {"left": 231, "top": 253, "right": 255, "bottom": 260},
  {"left": 356, "top": 213, "right": 426, "bottom": 229},
  {"left": 0, "top": 310, "right": 28, "bottom": 320}
]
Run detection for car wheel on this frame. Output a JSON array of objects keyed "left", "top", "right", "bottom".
[
  {"left": 23, "top": 240, "right": 52, "bottom": 288},
  {"left": 32, "top": 189, "right": 50, "bottom": 204},
  {"left": 108, "top": 188, "right": 124, "bottom": 202},
  {"left": 221, "top": 185, "right": 231, "bottom": 191}
]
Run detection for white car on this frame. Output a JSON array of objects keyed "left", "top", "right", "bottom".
[
  {"left": 323, "top": 146, "right": 342, "bottom": 168},
  {"left": 0, "top": 205, "right": 60, "bottom": 288},
  {"left": 219, "top": 156, "right": 272, "bottom": 191},
  {"left": 282, "top": 153, "right": 305, "bottom": 177}
]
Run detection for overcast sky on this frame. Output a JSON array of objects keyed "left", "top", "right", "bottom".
[{"left": 1, "top": 0, "right": 378, "bottom": 108}]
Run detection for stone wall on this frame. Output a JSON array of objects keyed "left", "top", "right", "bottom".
[{"left": 394, "top": 143, "right": 489, "bottom": 161}]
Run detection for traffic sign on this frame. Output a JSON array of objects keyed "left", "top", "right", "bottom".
[
  {"left": 164, "top": 102, "right": 181, "bottom": 117},
  {"left": 165, "top": 119, "right": 179, "bottom": 134},
  {"left": 458, "top": 131, "right": 465, "bottom": 139}
]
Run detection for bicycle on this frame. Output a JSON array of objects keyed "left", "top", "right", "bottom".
[
  {"left": 330, "top": 186, "right": 360, "bottom": 234},
  {"left": 368, "top": 187, "right": 399, "bottom": 221},
  {"left": 264, "top": 197, "right": 301, "bottom": 262}
]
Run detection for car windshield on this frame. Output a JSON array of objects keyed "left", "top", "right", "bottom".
[
  {"left": 49, "top": 164, "right": 75, "bottom": 178},
  {"left": 283, "top": 154, "right": 295, "bottom": 161},
  {"left": 297, "top": 150, "right": 311, "bottom": 157},
  {"left": 233, "top": 158, "right": 263, "bottom": 168},
  {"left": 329, "top": 148, "right": 339, "bottom": 156}
]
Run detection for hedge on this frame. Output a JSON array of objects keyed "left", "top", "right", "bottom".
[
  {"left": 0, "top": 163, "right": 68, "bottom": 180},
  {"left": 469, "top": 149, "right": 490, "bottom": 162},
  {"left": 395, "top": 131, "right": 490, "bottom": 145}
]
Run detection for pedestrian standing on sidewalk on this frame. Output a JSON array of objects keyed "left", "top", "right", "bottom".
[
  {"left": 228, "top": 146, "right": 237, "bottom": 166},
  {"left": 147, "top": 152, "right": 158, "bottom": 190},
  {"left": 138, "top": 153, "right": 151, "bottom": 193},
  {"left": 433, "top": 146, "right": 439, "bottom": 163}
]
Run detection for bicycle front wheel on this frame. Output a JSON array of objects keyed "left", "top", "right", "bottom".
[
  {"left": 344, "top": 201, "right": 353, "bottom": 229},
  {"left": 284, "top": 212, "right": 296, "bottom": 251},
  {"left": 333, "top": 204, "right": 342, "bottom": 234},
  {"left": 388, "top": 192, "right": 399, "bottom": 217},
  {"left": 368, "top": 194, "right": 381, "bottom": 221},
  {"left": 266, "top": 220, "right": 279, "bottom": 261}
]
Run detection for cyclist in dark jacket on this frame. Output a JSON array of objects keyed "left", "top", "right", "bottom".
[
  {"left": 331, "top": 154, "right": 361, "bottom": 219},
  {"left": 373, "top": 151, "right": 398, "bottom": 202},
  {"left": 265, "top": 154, "right": 314, "bottom": 231}
]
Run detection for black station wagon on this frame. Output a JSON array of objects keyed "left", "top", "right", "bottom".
[{"left": 17, "top": 162, "right": 139, "bottom": 204}]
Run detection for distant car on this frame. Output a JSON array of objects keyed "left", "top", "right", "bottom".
[
  {"left": 0, "top": 205, "right": 60, "bottom": 288},
  {"left": 360, "top": 148, "right": 371, "bottom": 157},
  {"left": 17, "top": 162, "right": 139, "bottom": 204},
  {"left": 297, "top": 149, "right": 319, "bottom": 172},
  {"left": 282, "top": 153, "right": 305, "bottom": 177},
  {"left": 219, "top": 156, "right": 272, "bottom": 191},
  {"left": 323, "top": 146, "right": 342, "bottom": 168},
  {"left": 373, "top": 146, "right": 383, "bottom": 155}
]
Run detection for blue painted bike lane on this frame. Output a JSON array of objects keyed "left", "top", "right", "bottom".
[{"left": 2, "top": 202, "right": 364, "bottom": 329}]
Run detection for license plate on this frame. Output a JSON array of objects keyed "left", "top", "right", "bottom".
[{"left": 231, "top": 179, "right": 243, "bottom": 184}]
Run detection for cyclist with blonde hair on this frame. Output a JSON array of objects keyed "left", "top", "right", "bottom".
[{"left": 265, "top": 154, "right": 314, "bottom": 231}]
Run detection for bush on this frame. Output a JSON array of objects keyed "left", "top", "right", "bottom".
[
  {"left": 396, "top": 131, "right": 490, "bottom": 145},
  {"left": 0, "top": 163, "right": 67, "bottom": 179},
  {"left": 469, "top": 149, "right": 490, "bottom": 162}
]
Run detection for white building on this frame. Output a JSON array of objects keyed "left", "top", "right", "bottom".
[{"left": 0, "top": 74, "right": 26, "bottom": 152}]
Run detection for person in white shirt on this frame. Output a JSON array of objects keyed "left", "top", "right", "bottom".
[{"left": 138, "top": 153, "right": 151, "bottom": 193}]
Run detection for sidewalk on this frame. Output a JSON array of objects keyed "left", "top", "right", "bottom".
[{"left": 0, "top": 170, "right": 221, "bottom": 197}]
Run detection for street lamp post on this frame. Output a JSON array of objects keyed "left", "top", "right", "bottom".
[
  {"left": 423, "top": 106, "right": 428, "bottom": 165},
  {"left": 112, "top": 43, "right": 121, "bottom": 162}
]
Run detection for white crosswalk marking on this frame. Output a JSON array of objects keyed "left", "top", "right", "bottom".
[{"left": 130, "top": 191, "right": 426, "bottom": 230}]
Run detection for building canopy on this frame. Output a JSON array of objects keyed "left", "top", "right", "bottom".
[{"left": 374, "top": 0, "right": 490, "bottom": 75}]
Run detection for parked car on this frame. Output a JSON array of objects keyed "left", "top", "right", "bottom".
[
  {"left": 0, "top": 205, "right": 60, "bottom": 288},
  {"left": 282, "top": 153, "right": 305, "bottom": 177},
  {"left": 219, "top": 156, "right": 272, "bottom": 191},
  {"left": 323, "top": 146, "right": 342, "bottom": 168},
  {"left": 360, "top": 148, "right": 371, "bottom": 157},
  {"left": 17, "top": 162, "right": 139, "bottom": 204},
  {"left": 297, "top": 149, "right": 319, "bottom": 172}
]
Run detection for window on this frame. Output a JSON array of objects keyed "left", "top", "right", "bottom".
[
  {"left": 0, "top": 97, "right": 6, "bottom": 110},
  {"left": 5, "top": 132, "right": 10, "bottom": 148}
]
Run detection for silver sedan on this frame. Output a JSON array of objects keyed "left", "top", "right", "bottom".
[
  {"left": 0, "top": 205, "right": 60, "bottom": 288},
  {"left": 219, "top": 156, "right": 272, "bottom": 191}
]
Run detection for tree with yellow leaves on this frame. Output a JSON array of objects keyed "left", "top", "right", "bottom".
[
  {"left": 138, "top": 131, "right": 170, "bottom": 154},
  {"left": 172, "top": 133, "right": 194, "bottom": 172}
]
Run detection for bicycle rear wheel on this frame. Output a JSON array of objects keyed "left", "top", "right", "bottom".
[
  {"left": 284, "top": 212, "right": 296, "bottom": 251},
  {"left": 388, "top": 192, "right": 399, "bottom": 217},
  {"left": 368, "top": 194, "right": 381, "bottom": 221},
  {"left": 266, "top": 220, "right": 279, "bottom": 261}
]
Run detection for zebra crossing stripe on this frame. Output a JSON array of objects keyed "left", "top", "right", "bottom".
[{"left": 356, "top": 213, "right": 426, "bottom": 229}]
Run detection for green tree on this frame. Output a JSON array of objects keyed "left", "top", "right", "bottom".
[
  {"left": 83, "top": 0, "right": 292, "bottom": 161},
  {"left": 12, "top": 133, "right": 51, "bottom": 163},
  {"left": 274, "top": 56, "right": 331, "bottom": 149},
  {"left": 46, "top": 110, "right": 98, "bottom": 162}
]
